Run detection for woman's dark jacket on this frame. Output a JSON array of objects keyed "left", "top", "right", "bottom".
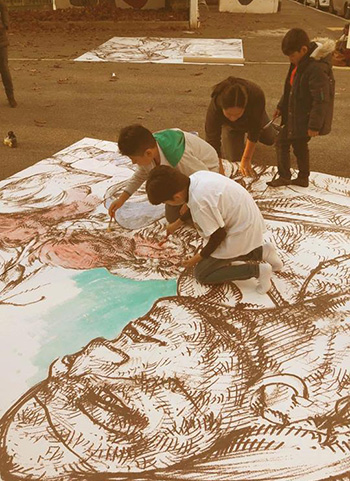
[{"left": 278, "top": 38, "right": 335, "bottom": 139}]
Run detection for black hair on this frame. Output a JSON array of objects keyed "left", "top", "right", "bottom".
[
  {"left": 146, "top": 166, "right": 190, "bottom": 205},
  {"left": 118, "top": 124, "right": 156, "bottom": 156},
  {"left": 212, "top": 77, "right": 248, "bottom": 110},
  {"left": 281, "top": 28, "right": 311, "bottom": 55}
]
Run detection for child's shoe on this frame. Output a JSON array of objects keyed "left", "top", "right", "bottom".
[
  {"left": 290, "top": 177, "right": 309, "bottom": 187},
  {"left": 266, "top": 176, "right": 291, "bottom": 187},
  {"left": 256, "top": 263, "right": 273, "bottom": 294},
  {"left": 262, "top": 242, "right": 283, "bottom": 272}
]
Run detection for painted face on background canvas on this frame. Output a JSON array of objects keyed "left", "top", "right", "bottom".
[
  {"left": 1, "top": 299, "right": 247, "bottom": 479},
  {"left": 223, "top": 106, "right": 245, "bottom": 122}
]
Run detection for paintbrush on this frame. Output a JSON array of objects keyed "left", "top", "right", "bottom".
[
  {"left": 262, "top": 119, "right": 282, "bottom": 132},
  {"left": 158, "top": 234, "right": 170, "bottom": 246},
  {"left": 107, "top": 217, "right": 114, "bottom": 232}
]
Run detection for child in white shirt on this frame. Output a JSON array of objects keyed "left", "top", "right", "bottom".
[{"left": 146, "top": 166, "right": 283, "bottom": 294}]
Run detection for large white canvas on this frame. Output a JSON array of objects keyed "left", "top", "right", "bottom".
[
  {"left": 0, "top": 138, "right": 350, "bottom": 481},
  {"left": 75, "top": 37, "right": 244, "bottom": 64}
]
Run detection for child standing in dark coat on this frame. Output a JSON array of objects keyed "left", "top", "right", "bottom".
[{"left": 267, "top": 28, "right": 335, "bottom": 188}]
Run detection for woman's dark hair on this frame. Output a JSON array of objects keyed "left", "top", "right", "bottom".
[
  {"left": 118, "top": 124, "right": 156, "bottom": 156},
  {"left": 146, "top": 166, "right": 190, "bottom": 205},
  {"left": 282, "top": 28, "right": 311, "bottom": 56},
  {"left": 212, "top": 77, "right": 248, "bottom": 110}
]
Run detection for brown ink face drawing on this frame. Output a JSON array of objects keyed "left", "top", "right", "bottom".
[
  {"left": 1, "top": 140, "right": 350, "bottom": 481},
  {"left": 1, "top": 299, "right": 250, "bottom": 477},
  {"left": 1, "top": 269, "right": 350, "bottom": 481}
]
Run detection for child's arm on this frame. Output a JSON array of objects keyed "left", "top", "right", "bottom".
[
  {"left": 183, "top": 228, "right": 227, "bottom": 268},
  {"left": 307, "top": 67, "right": 332, "bottom": 135},
  {"left": 166, "top": 218, "right": 184, "bottom": 237}
]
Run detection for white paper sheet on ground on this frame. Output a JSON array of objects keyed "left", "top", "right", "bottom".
[
  {"left": 75, "top": 37, "right": 244, "bottom": 65},
  {"left": 105, "top": 197, "right": 165, "bottom": 229},
  {"left": 1, "top": 137, "right": 350, "bottom": 481}
]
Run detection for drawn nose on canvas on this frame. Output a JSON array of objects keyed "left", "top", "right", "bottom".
[{"left": 50, "top": 338, "right": 130, "bottom": 378}]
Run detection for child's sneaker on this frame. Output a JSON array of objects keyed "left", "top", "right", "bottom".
[
  {"left": 290, "top": 177, "right": 309, "bottom": 187},
  {"left": 256, "top": 263, "right": 273, "bottom": 294},
  {"left": 262, "top": 242, "right": 283, "bottom": 272},
  {"left": 266, "top": 176, "right": 291, "bottom": 187}
]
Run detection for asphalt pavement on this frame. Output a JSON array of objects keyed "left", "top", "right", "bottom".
[{"left": 1, "top": 0, "right": 349, "bottom": 180}]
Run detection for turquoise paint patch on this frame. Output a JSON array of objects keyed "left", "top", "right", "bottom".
[{"left": 32, "top": 268, "right": 176, "bottom": 383}]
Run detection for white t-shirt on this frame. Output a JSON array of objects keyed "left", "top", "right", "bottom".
[
  {"left": 124, "top": 130, "right": 219, "bottom": 196},
  {"left": 188, "top": 171, "right": 266, "bottom": 259}
]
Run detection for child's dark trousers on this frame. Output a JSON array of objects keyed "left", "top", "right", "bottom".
[{"left": 276, "top": 125, "right": 310, "bottom": 180}]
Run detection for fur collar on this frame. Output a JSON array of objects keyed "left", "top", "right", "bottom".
[{"left": 310, "top": 38, "right": 336, "bottom": 60}]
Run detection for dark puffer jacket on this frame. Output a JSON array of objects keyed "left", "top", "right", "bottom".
[
  {"left": 278, "top": 38, "right": 335, "bottom": 139},
  {"left": 0, "top": 0, "right": 9, "bottom": 48}
]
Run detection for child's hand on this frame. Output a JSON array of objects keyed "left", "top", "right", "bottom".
[
  {"left": 166, "top": 222, "right": 179, "bottom": 236},
  {"left": 166, "top": 218, "right": 183, "bottom": 236},
  {"left": 182, "top": 253, "right": 202, "bottom": 269},
  {"left": 273, "top": 109, "right": 281, "bottom": 120},
  {"left": 108, "top": 198, "right": 123, "bottom": 217},
  {"left": 179, "top": 204, "right": 189, "bottom": 216},
  {"left": 308, "top": 129, "right": 319, "bottom": 137}
]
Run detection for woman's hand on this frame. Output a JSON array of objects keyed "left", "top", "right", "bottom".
[
  {"left": 239, "top": 139, "right": 256, "bottom": 177},
  {"left": 218, "top": 158, "right": 225, "bottom": 176},
  {"left": 239, "top": 157, "right": 254, "bottom": 177}
]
